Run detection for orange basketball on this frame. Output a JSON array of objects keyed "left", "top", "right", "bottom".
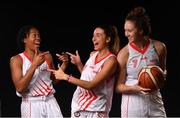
[{"left": 138, "top": 65, "right": 165, "bottom": 90}]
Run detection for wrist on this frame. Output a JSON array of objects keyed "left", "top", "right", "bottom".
[{"left": 67, "top": 74, "right": 72, "bottom": 82}]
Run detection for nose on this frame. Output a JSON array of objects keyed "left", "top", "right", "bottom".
[
  {"left": 125, "top": 31, "right": 129, "bottom": 37},
  {"left": 92, "top": 37, "right": 95, "bottom": 42},
  {"left": 36, "top": 35, "right": 41, "bottom": 41}
]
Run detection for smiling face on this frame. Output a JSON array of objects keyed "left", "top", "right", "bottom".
[
  {"left": 92, "top": 27, "right": 109, "bottom": 51},
  {"left": 124, "top": 20, "right": 142, "bottom": 42},
  {"left": 24, "top": 28, "right": 41, "bottom": 51}
]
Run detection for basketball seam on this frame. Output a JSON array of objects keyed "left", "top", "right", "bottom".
[{"left": 146, "top": 69, "right": 159, "bottom": 89}]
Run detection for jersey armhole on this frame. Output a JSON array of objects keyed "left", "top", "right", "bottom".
[{"left": 18, "top": 54, "right": 23, "bottom": 63}]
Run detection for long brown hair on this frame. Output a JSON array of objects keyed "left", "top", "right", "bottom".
[{"left": 97, "top": 24, "right": 120, "bottom": 55}]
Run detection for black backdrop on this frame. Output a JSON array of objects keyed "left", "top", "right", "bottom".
[{"left": 0, "top": 1, "right": 179, "bottom": 117}]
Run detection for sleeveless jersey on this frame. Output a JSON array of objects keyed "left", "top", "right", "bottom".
[
  {"left": 71, "top": 51, "right": 116, "bottom": 113},
  {"left": 16, "top": 51, "right": 55, "bottom": 97},
  {"left": 121, "top": 39, "right": 166, "bottom": 117},
  {"left": 126, "top": 39, "right": 159, "bottom": 85}
]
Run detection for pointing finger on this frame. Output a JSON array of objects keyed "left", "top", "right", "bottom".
[
  {"left": 76, "top": 50, "right": 79, "bottom": 56},
  {"left": 40, "top": 51, "right": 49, "bottom": 56},
  {"left": 47, "top": 68, "right": 55, "bottom": 72},
  {"left": 66, "top": 52, "right": 75, "bottom": 57}
]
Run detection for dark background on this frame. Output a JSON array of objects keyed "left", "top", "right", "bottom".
[{"left": 0, "top": 1, "right": 179, "bottom": 117}]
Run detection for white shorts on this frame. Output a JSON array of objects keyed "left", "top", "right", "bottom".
[
  {"left": 121, "top": 91, "right": 166, "bottom": 117},
  {"left": 71, "top": 110, "right": 108, "bottom": 118},
  {"left": 21, "top": 94, "right": 63, "bottom": 118}
]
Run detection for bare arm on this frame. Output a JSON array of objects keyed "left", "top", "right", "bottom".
[
  {"left": 56, "top": 53, "right": 69, "bottom": 71},
  {"left": 154, "top": 40, "right": 167, "bottom": 74},
  {"left": 10, "top": 55, "right": 36, "bottom": 93},
  {"left": 49, "top": 56, "right": 117, "bottom": 90},
  {"left": 116, "top": 45, "right": 150, "bottom": 94},
  {"left": 66, "top": 50, "right": 83, "bottom": 73},
  {"left": 10, "top": 51, "right": 48, "bottom": 93}
]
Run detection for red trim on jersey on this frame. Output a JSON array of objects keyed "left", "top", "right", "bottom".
[
  {"left": 29, "top": 91, "right": 36, "bottom": 96},
  {"left": 32, "top": 87, "right": 43, "bottom": 96},
  {"left": 78, "top": 90, "right": 88, "bottom": 105},
  {"left": 45, "top": 56, "right": 52, "bottom": 69},
  {"left": 35, "top": 83, "right": 45, "bottom": 95},
  {"left": 83, "top": 91, "right": 97, "bottom": 110},
  {"left": 130, "top": 39, "right": 150, "bottom": 54},
  {"left": 94, "top": 52, "right": 112, "bottom": 64},
  {"left": 79, "top": 90, "right": 92, "bottom": 109},
  {"left": 23, "top": 51, "right": 32, "bottom": 63},
  {"left": 77, "top": 88, "right": 84, "bottom": 105},
  {"left": 78, "top": 89, "right": 97, "bottom": 110},
  {"left": 37, "top": 80, "right": 49, "bottom": 94},
  {"left": 39, "top": 78, "right": 52, "bottom": 91},
  {"left": 18, "top": 54, "right": 23, "bottom": 62}
]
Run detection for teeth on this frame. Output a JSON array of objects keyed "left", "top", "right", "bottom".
[{"left": 35, "top": 42, "right": 40, "bottom": 44}]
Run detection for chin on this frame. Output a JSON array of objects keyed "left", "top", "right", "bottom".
[
  {"left": 94, "top": 47, "right": 98, "bottom": 51},
  {"left": 35, "top": 45, "right": 40, "bottom": 49}
]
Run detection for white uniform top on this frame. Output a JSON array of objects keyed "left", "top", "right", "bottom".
[
  {"left": 16, "top": 51, "right": 55, "bottom": 97},
  {"left": 71, "top": 51, "right": 116, "bottom": 113},
  {"left": 126, "top": 39, "right": 159, "bottom": 86},
  {"left": 121, "top": 39, "right": 166, "bottom": 117}
]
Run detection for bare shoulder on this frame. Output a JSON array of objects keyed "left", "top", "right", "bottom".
[
  {"left": 153, "top": 39, "right": 167, "bottom": 53},
  {"left": 116, "top": 45, "right": 129, "bottom": 68},
  {"left": 107, "top": 55, "right": 118, "bottom": 64},
  {"left": 10, "top": 54, "right": 22, "bottom": 65},
  {"left": 90, "top": 51, "right": 97, "bottom": 57},
  {"left": 117, "top": 45, "right": 129, "bottom": 61}
]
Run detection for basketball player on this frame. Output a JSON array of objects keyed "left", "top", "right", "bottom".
[
  {"left": 10, "top": 25, "right": 68, "bottom": 117},
  {"left": 48, "top": 25, "right": 120, "bottom": 118},
  {"left": 116, "top": 7, "right": 167, "bottom": 117}
]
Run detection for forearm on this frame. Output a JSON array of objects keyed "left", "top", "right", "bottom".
[
  {"left": 16, "top": 65, "right": 37, "bottom": 93},
  {"left": 76, "top": 62, "right": 84, "bottom": 73},
  {"left": 60, "top": 62, "right": 68, "bottom": 71},
  {"left": 67, "top": 75, "right": 93, "bottom": 90},
  {"left": 116, "top": 84, "right": 138, "bottom": 94}
]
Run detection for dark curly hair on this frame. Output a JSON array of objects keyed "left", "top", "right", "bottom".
[
  {"left": 125, "top": 6, "right": 151, "bottom": 36},
  {"left": 17, "top": 25, "right": 38, "bottom": 51}
]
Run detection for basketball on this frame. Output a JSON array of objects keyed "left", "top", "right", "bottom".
[{"left": 138, "top": 65, "right": 165, "bottom": 90}]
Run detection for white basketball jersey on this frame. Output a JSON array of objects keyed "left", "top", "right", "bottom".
[
  {"left": 17, "top": 51, "right": 55, "bottom": 97},
  {"left": 71, "top": 51, "right": 116, "bottom": 113},
  {"left": 121, "top": 39, "right": 166, "bottom": 117},
  {"left": 126, "top": 39, "right": 159, "bottom": 85}
]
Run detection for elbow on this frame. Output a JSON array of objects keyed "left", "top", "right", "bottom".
[
  {"left": 116, "top": 84, "right": 124, "bottom": 93},
  {"left": 16, "top": 89, "right": 24, "bottom": 93},
  {"left": 85, "top": 82, "right": 96, "bottom": 90},
  {"left": 86, "top": 85, "right": 94, "bottom": 90},
  {"left": 115, "top": 86, "right": 121, "bottom": 93},
  {"left": 16, "top": 86, "right": 27, "bottom": 93}
]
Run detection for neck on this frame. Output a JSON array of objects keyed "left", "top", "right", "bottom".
[
  {"left": 24, "top": 48, "right": 36, "bottom": 60},
  {"left": 133, "top": 37, "right": 148, "bottom": 49},
  {"left": 98, "top": 48, "right": 110, "bottom": 57}
]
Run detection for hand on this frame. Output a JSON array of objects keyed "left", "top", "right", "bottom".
[
  {"left": 56, "top": 52, "right": 69, "bottom": 62},
  {"left": 32, "top": 50, "right": 49, "bottom": 67},
  {"left": 134, "top": 85, "right": 151, "bottom": 95},
  {"left": 47, "top": 64, "right": 68, "bottom": 81},
  {"left": 66, "top": 50, "right": 81, "bottom": 66}
]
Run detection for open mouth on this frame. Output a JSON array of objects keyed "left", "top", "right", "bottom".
[
  {"left": 94, "top": 42, "right": 99, "bottom": 47},
  {"left": 34, "top": 41, "right": 40, "bottom": 47}
]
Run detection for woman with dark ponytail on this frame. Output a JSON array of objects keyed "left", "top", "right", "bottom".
[{"left": 48, "top": 24, "right": 120, "bottom": 118}]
